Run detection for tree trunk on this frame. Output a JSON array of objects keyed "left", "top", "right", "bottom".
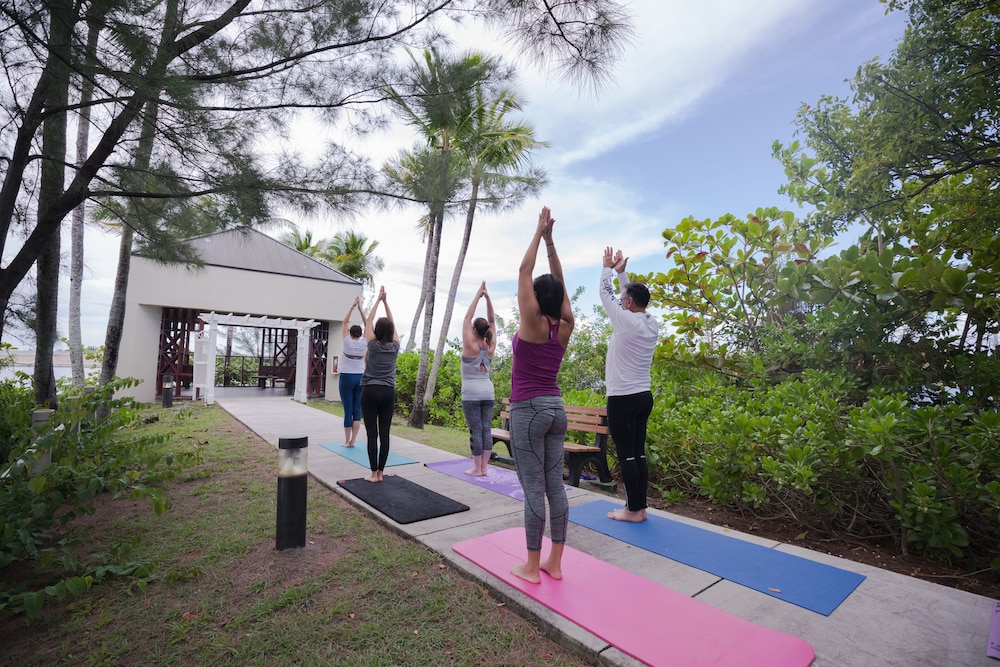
[
  {"left": 404, "top": 224, "right": 435, "bottom": 353},
  {"left": 69, "top": 12, "right": 103, "bottom": 387},
  {"left": 404, "top": 290, "right": 426, "bottom": 353},
  {"left": 407, "top": 209, "right": 444, "bottom": 428},
  {"left": 423, "top": 181, "right": 480, "bottom": 407},
  {"left": 100, "top": 225, "right": 134, "bottom": 385},
  {"left": 33, "top": 0, "right": 74, "bottom": 409},
  {"left": 34, "top": 233, "right": 61, "bottom": 409},
  {"left": 101, "top": 96, "right": 162, "bottom": 384},
  {"left": 0, "top": 0, "right": 243, "bottom": 322}
]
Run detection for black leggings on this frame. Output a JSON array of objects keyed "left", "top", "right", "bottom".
[
  {"left": 607, "top": 391, "right": 653, "bottom": 511},
  {"left": 361, "top": 384, "right": 395, "bottom": 471}
]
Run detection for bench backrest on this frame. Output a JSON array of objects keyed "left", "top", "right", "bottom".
[
  {"left": 499, "top": 397, "right": 608, "bottom": 436},
  {"left": 259, "top": 364, "right": 294, "bottom": 380}
]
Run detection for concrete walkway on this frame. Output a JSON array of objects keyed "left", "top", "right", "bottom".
[{"left": 214, "top": 392, "right": 997, "bottom": 667}]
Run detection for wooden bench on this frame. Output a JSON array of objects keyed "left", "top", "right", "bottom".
[
  {"left": 253, "top": 365, "right": 294, "bottom": 392},
  {"left": 491, "top": 398, "right": 616, "bottom": 489}
]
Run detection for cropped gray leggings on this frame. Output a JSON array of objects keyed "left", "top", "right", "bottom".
[
  {"left": 510, "top": 395, "right": 569, "bottom": 552},
  {"left": 462, "top": 399, "right": 494, "bottom": 457}
]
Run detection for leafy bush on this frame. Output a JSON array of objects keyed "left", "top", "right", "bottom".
[
  {"left": 0, "top": 372, "right": 35, "bottom": 464},
  {"left": 0, "top": 379, "right": 201, "bottom": 616},
  {"left": 395, "top": 349, "right": 465, "bottom": 428},
  {"left": 647, "top": 363, "right": 1000, "bottom": 567}
]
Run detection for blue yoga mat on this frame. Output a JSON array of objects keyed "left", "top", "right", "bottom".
[
  {"left": 569, "top": 499, "right": 865, "bottom": 616},
  {"left": 319, "top": 442, "right": 416, "bottom": 468}
]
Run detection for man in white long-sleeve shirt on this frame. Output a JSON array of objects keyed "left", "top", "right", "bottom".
[{"left": 599, "top": 247, "right": 659, "bottom": 522}]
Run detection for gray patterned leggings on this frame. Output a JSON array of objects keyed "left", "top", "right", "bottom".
[
  {"left": 510, "top": 396, "right": 569, "bottom": 552},
  {"left": 462, "top": 400, "right": 494, "bottom": 457}
]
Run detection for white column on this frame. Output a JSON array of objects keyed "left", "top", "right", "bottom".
[
  {"left": 204, "top": 321, "right": 219, "bottom": 405},
  {"left": 192, "top": 332, "right": 209, "bottom": 400},
  {"left": 293, "top": 326, "right": 310, "bottom": 403}
]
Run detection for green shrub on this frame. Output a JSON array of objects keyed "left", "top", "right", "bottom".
[
  {"left": 647, "top": 362, "right": 1000, "bottom": 567},
  {"left": 395, "top": 349, "right": 465, "bottom": 428},
  {"left": 0, "top": 379, "right": 201, "bottom": 616}
]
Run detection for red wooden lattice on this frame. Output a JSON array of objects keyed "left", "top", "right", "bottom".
[
  {"left": 157, "top": 308, "right": 202, "bottom": 398},
  {"left": 308, "top": 322, "right": 329, "bottom": 396}
]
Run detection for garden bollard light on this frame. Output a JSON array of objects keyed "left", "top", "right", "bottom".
[
  {"left": 276, "top": 435, "right": 308, "bottom": 551},
  {"left": 162, "top": 374, "right": 174, "bottom": 408}
]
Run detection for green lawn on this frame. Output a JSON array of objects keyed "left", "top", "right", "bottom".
[
  {"left": 0, "top": 402, "right": 585, "bottom": 666},
  {"left": 308, "top": 399, "right": 474, "bottom": 457}
]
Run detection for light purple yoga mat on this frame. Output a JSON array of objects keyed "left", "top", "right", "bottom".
[
  {"left": 425, "top": 458, "right": 528, "bottom": 500},
  {"left": 988, "top": 601, "right": 1000, "bottom": 659}
]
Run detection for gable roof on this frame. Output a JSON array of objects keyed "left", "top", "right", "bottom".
[{"left": 137, "top": 228, "right": 360, "bottom": 285}]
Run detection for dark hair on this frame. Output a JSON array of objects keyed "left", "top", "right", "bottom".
[
  {"left": 349, "top": 324, "right": 363, "bottom": 338},
  {"left": 533, "top": 273, "right": 565, "bottom": 321},
  {"left": 473, "top": 317, "right": 494, "bottom": 345},
  {"left": 625, "top": 283, "right": 650, "bottom": 309},
  {"left": 374, "top": 317, "right": 395, "bottom": 343}
]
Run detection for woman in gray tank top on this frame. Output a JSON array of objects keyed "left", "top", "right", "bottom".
[{"left": 460, "top": 281, "right": 497, "bottom": 476}]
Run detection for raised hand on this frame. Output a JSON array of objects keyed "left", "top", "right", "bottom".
[
  {"left": 537, "top": 206, "right": 554, "bottom": 241},
  {"left": 615, "top": 251, "right": 629, "bottom": 274},
  {"left": 603, "top": 246, "right": 616, "bottom": 268}
]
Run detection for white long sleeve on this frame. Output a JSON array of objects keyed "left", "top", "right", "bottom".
[{"left": 599, "top": 268, "right": 659, "bottom": 396}]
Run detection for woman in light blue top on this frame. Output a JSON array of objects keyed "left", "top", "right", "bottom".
[
  {"left": 339, "top": 296, "right": 367, "bottom": 447},
  {"left": 461, "top": 281, "right": 497, "bottom": 477}
]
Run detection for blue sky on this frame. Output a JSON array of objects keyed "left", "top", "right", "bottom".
[{"left": 55, "top": 0, "right": 910, "bottom": 349}]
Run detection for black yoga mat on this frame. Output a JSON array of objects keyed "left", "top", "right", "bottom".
[{"left": 337, "top": 475, "right": 470, "bottom": 524}]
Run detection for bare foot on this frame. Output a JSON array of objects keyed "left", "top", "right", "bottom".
[
  {"left": 364, "top": 472, "right": 380, "bottom": 482},
  {"left": 510, "top": 562, "right": 541, "bottom": 584},
  {"left": 345, "top": 443, "right": 355, "bottom": 448},
  {"left": 607, "top": 508, "right": 647, "bottom": 522},
  {"left": 540, "top": 559, "right": 563, "bottom": 580},
  {"left": 464, "top": 468, "right": 486, "bottom": 477}
]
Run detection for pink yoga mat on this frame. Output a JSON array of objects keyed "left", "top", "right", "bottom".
[{"left": 453, "top": 528, "right": 815, "bottom": 667}]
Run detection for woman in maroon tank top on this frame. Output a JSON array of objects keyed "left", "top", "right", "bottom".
[{"left": 509, "top": 206, "right": 575, "bottom": 584}]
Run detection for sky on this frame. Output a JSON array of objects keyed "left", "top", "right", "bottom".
[{"left": 37, "top": 0, "right": 910, "bottom": 350}]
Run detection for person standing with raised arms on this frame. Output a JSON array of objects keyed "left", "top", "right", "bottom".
[
  {"left": 339, "top": 296, "right": 367, "bottom": 448},
  {"left": 360, "top": 286, "right": 400, "bottom": 483},
  {"left": 599, "top": 247, "right": 658, "bottom": 521},
  {"left": 461, "top": 281, "right": 497, "bottom": 477},
  {"left": 509, "top": 206, "right": 575, "bottom": 584}
]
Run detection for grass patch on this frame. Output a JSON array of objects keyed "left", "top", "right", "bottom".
[
  {"left": 308, "top": 399, "right": 473, "bottom": 457},
  {"left": 0, "top": 402, "right": 585, "bottom": 666}
]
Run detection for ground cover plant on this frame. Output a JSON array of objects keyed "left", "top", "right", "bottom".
[{"left": 0, "top": 401, "right": 586, "bottom": 666}]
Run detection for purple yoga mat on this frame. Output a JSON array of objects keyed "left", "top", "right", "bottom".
[
  {"left": 425, "top": 458, "right": 528, "bottom": 500},
  {"left": 989, "top": 601, "right": 1000, "bottom": 659}
]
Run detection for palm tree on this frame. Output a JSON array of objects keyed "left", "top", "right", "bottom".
[
  {"left": 321, "top": 229, "right": 384, "bottom": 287},
  {"left": 280, "top": 229, "right": 323, "bottom": 257},
  {"left": 383, "top": 145, "right": 465, "bottom": 371},
  {"left": 420, "top": 84, "right": 548, "bottom": 410},
  {"left": 384, "top": 48, "right": 495, "bottom": 427}
]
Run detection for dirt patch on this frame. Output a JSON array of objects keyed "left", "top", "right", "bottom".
[{"left": 227, "top": 534, "right": 354, "bottom": 592}]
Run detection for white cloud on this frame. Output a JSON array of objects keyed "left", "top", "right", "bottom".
[{"left": 39, "top": 0, "right": 903, "bottom": 354}]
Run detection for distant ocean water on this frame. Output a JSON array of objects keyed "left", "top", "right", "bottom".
[{"left": 1, "top": 353, "right": 99, "bottom": 382}]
